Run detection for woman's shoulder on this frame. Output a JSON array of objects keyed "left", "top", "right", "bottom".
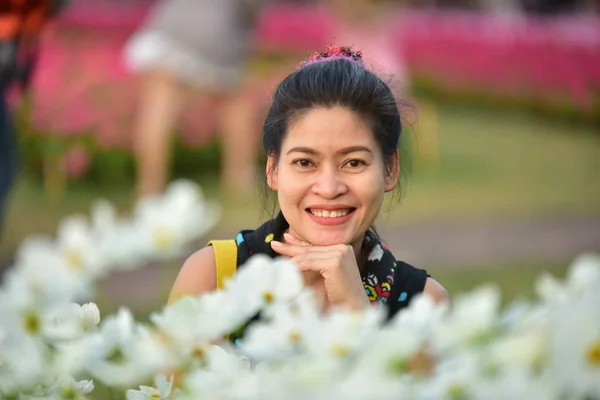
[
  {"left": 392, "top": 260, "right": 429, "bottom": 298},
  {"left": 393, "top": 259, "right": 448, "bottom": 306},
  {"left": 169, "top": 216, "right": 283, "bottom": 303},
  {"left": 235, "top": 215, "right": 288, "bottom": 264},
  {"left": 168, "top": 246, "right": 217, "bottom": 305}
]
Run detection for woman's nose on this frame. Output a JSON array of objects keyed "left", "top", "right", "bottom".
[{"left": 311, "top": 167, "right": 348, "bottom": 199}]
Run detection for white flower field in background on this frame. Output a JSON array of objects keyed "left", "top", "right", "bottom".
[{"left": 0, "top": 180, "right": 598, "bottom": 399}]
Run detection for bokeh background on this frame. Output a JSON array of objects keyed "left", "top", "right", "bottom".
[{"left": 1, "top": 0, "right": 599, "bottom": 320}]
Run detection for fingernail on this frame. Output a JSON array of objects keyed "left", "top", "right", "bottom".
[{"left": 271, "top": 240, "right": 283, "bottom": 247}]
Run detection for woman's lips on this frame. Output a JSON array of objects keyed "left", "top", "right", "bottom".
[{"left": 305, "top": 207, "right": 356, "bottom": 226}]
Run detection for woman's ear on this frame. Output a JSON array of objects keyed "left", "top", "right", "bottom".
[
  {"left": 384, "top": 149, "right": 399, "bottom": 192},
  {"left": 266, "top": 154, "right": 278, "bottom": 190}
]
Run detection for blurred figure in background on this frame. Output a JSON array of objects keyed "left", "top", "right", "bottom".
[
  {"left": 124, "top": 0, "right": 267, "bottom": 198},
  {"left": 328, "top": 0, "right": 440, "bottom": 165},
  {"left": 0, "top": 0, "right": 69, "bottom": 241},
  {"left": 328, "top": 0, "right": 410, "bottom": 91}
]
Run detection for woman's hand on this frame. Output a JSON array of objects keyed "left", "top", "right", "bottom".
[{"left": 271, "top": 233, "right": 370, "bottom": 311}]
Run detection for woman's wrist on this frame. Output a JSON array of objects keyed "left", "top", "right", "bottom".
[{"left": 348, "top": 292, "right": 371, "bottom": 311}]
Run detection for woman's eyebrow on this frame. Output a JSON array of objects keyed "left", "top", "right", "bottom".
[
  {"left": 285, "top": 146, "right": 373, "bottom": 156},
  {"left": 339, "top": 146, "right": 373, "bottom": 155},
  {"left": 286, "top": 147, "right": 319, "bottom": 155}
]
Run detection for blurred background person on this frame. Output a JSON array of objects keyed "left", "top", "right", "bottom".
[
  {"left": 123, "top": 0, "right": 268, "bottom": 199},
  {"left": 327, "top": 0, "right": 441, "bottom": 164},
  {"left": 328, "top": 0, "right": 410, "bottom": 90},
  {"left": 0, "top": 0, "right": 69, "bottom": 242}
]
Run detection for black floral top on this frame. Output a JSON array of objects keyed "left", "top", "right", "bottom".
[{"left": 234, "top": 212, "right": 429, "bottom": 320}]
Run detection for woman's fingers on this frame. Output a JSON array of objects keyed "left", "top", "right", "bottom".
[
  {"left": 271, "top": 241, "right": 308, "bottom": 257},
  {"left": 283, "top": 232, "right": 310, "bottom": 247},
  {"left": 272, "top": 240, "right": 341, "bottom": 258},
  {"left": 291, "top": 252, "right": 334, "bottom": 272}
]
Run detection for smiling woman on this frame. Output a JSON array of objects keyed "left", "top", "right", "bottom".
[{"left": 168, "top": 45, "right": 448, "bottom": 320}]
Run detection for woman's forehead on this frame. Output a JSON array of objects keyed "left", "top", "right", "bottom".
[{"left": 283, "top": 107, "right": 376, "bottom": 150}]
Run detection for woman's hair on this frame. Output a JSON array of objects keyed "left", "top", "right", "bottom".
[
  {"left": 263, "top": 45, "right": 405, "bottom": 174},
  {"left": 260, "top": 45, "right": 413, "bottom": 256}
]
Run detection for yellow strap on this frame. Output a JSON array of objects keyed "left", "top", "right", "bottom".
[{"left": 208, "top": 240, "right": 238, "bottom": 290}]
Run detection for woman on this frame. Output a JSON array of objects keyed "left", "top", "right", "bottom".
[{"left": 169, "top": 45, "right": 448, "bottom": 319}]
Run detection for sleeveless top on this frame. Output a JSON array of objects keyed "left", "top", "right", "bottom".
[{"left": 230, "top": 212, "right": 429, "bottom": 321}]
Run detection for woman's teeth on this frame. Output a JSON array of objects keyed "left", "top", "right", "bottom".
[{"left": 309, "top": 209, "right": 350, "bottom": 218}]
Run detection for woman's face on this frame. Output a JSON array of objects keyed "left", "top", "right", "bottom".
[{"left": 267, "top": 106, "right": 398, "bottom": 250}]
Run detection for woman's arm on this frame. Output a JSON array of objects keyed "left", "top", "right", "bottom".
[
  {"left": 423, "top": 277, "right": 450, "bottom": 305},
  {"left": 167, "top": 247, "right": 217, "bottom": 306}
]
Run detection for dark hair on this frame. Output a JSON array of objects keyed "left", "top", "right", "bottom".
[{"left": 260, "top": 46, "right": 412, "bottom": 258}]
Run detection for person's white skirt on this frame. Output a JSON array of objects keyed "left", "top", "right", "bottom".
[{"left": 123, "top": 0, "right": 265, "bottom": 90}]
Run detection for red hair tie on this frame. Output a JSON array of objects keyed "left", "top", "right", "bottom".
[{"left": 298, "top": 45, "right": 364, "bottom": 69}]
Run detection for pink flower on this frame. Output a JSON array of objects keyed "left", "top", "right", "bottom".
[{"left": 61, "top": 145, "right": 90, "bottom": 179}]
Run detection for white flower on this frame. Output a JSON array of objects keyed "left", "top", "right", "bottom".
[
  {"left": 0, "top": 285, "right": 85, "bottom": 342},
  {"left": 332, "top": 366, "right": 412, "bottom": 400},
  {"left": 179, "top": 346, "right": 253, "bottom": 400},
  {"left": 10, "top": 238, "right": 93, "bottom": 303},
  {"left": 487, "top": 326, "right": 550, "bottom": 372},
  {"left": 433, "top": 284, "right": 501, "bottom": 351},
  {"left": 90, "top": 199, "right": 118, "bottom": 235},
  {"left": 240, "top": 290, "right": 321, "bottom": 362},
  {"left": 153, "top": 292, "right": 241, "bottom": 341},
  {"left": 45, "top": 375, "right": 95, "bottom": 400},
  {"left": 133, "top": 180, "right": 220, "bottom": 259},
  {"left": 0, "top": 334, "right": 46, "bottom": 396},
  {"left": 471, "top": 369, "right": 561, "bottom": 400},
  {"left": 127, "top": 374, "right": 174, "bottom": 400},
  {"left": 252, "top": 357, "right": 341, "bottom": 400},
  {"left": 302, "top": 306, "right": 386, "bottom": 362},
  {"left": 164, "top": 180, "right": 221, "bottom": 240},
  {"left": 151, "top": 292, "right": 246, "bottom": 366},
  {"left": 55, "top": 215, "right": 107, "bottom": 279},
  {"left": 44, "top": 302, "right": 101, "bottom": 341},
  {"left": 81, "top": 302, "right": 101, "bottom": 330},
  {"left": 536, "top": 252, "right": 600, "bottom": 305},
  {"left": 549, "top": 288, "right": 600, "bottom": 398},
  {"left": 352, "top": 324, "right": 424, "bottom": 379},
  {"left": 226, "top": 255, "right": 304, "bottom": 318},
  {"left": 414, "top": 352, "right": 481, "bottom": 400},
  {"left": 77, "top": 308, "right": 170, "bottom": 388},
  {"left": 90, "top": 201, "right": 144, "bottom": 270},
  {"left": 392, "top": 292, "right": 449, "bottom": 336}
]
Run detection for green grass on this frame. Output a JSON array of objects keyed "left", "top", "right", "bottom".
[
  {"left": 384, "top": 103, "right": 600, "bottom": 224},
  {"left": 428, "top": 262, "right": 569, "bottom": 305}
]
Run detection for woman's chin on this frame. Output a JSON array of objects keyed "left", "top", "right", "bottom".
[{"left": 306, "top": 234, "right": 352, "bottom": 247}]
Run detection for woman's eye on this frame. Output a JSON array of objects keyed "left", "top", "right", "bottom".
[
  {"left": 345, "top": 159, "right": 365, "bottom": 168},
  {"left": 294, "top": 159, "right": 313, "bottom": 168}
]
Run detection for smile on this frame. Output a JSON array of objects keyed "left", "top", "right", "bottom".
[
  {"left": 306, "top": 207, "right": 356, "bottom": 226},
  {"left": 308, "top": 208, "right": 353, "bottom": 218}
]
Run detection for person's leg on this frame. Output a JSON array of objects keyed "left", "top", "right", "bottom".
[
  {"left": 216, "top": 65, "right": 295, "bottom": 198},
  {"left": 132, "top": 70, "right": 185, "bottom": 197},
  {"left": 217, "top": 86, "right": 261, "bottom": 197},
  {"left": 0, "top": 89, "right": 17, "bottom": 241}
]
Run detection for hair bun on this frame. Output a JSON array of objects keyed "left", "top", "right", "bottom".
[{"left": 298, "top": 45, "right": 364, "bottom": 69}]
